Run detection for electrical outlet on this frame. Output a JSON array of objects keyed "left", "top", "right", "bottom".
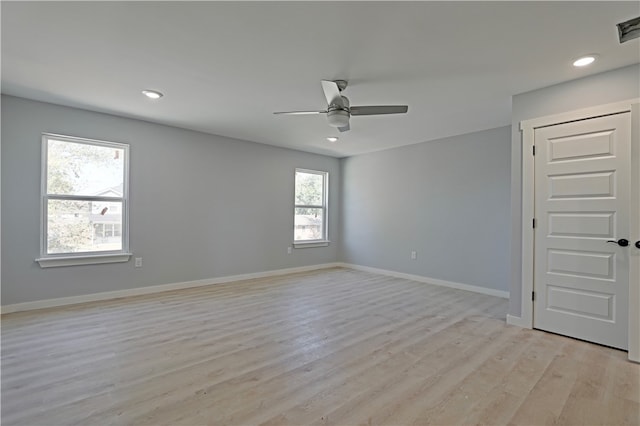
[
  {"left": 134, "top": 257, "right": 143, "bottom": 268},
  {"left": 411, "top": 250, "right": 417, "bottom": 260},
  {"left": 287, "top": 246, "right": 292, "bottom": 254}
]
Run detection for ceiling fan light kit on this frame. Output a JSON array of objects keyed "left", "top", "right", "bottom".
[
  {"left": 274, "top": 80, "right": 408, "bottom": 132},
  {"left": 327, "top": 109, "right": 350, "bottom": 127}
]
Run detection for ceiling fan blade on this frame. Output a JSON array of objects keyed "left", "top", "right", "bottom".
[
  {"left": 350, "top": 105, "right": 408, "bottom": 116},
  {"left": 273, "top": 110, "right": 327, "bottom": 115},
  {"left": 321, "top": 80, "right": 344, "bottom": 108},
  {"left": 338, "top": 123, "right": 350, "bottom": 132}
]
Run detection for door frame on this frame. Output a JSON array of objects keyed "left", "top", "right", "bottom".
[{"left": 519, "top": 99, "right": 640, "bottom": 362}]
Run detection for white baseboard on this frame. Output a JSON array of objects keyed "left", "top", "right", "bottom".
[
  {"left": 338, "top": 263, "right": 510, "bottom": 299},
  {"left": 506, "top": 314, "right": 532, "bottom": 329},
  {"left": 1, "top": 262, "right": 342, "bottom": 314},
  {"left": 2, "top": 262, "right": 509, "bottom": 314}
]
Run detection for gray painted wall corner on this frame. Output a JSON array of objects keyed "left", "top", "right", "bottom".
[{"left": 340, "top": 126, "right": 512, "bottom": 293}]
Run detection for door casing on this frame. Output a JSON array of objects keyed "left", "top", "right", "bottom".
[{"left": 517, "top": 99, "right": 640, "bottom": 362}]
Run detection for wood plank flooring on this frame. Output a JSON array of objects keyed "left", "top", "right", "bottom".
[{"left": 2, "top": 267, "right": 638, "bottom": 425}]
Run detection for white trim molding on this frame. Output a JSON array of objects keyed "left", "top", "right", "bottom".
[
  {"left": 293, "top": 240, "right": 330, "bottom": 249},
  {"left": 36, "top": 253, "right": 132, "bottom": 268},
  {"left": 339, "top": 263, "right": 510, "bottom": 299},
  {"left": 1, "top": 263, "right": 342, "bottom": 314},
  {"left": 520, "top": 122, "right": 535, "bottom": 330},
  {"left": 506, "top": 314, "right": 531, "bottom": 328},
  {"left": 1, "top": 262, "right": 509, "bottom": 314},
  {"left": 519, "top": 98, "right": 640, "bottom": 363},
  {"left": 629, "top": 102, "right": 640, "bottom": 363}
]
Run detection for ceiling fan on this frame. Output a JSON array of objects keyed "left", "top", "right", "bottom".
[{"left": 273, "top": 80, "right": 408, "bottom": 132}]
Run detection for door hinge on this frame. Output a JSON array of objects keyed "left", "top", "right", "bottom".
[
  {"left": 532, "top": 145, "right": 536, "bottom": 155},
  {"left": 532, "top": 291, "right": 536, "bottom": 301},
  {"left": 532, "top": 218, "right": 536, "bottom": 228}
]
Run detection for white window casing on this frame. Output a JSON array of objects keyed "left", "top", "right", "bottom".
[
  {"left": 36, "top": 133, "right": 131, "bottom": 267},
  {"left": 294, "top": 168, "right": 329, "bottom": 248}
]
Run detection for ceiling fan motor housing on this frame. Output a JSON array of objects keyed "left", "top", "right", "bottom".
[
  {"left": 273, "top": 80, "right": 408, "bottom": 131},
  {"left": 327, "top": 109, "right": 350, "bottom": 127}
]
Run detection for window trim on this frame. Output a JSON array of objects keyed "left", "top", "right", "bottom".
[
  {"left": 293, "top": 168, "right": 329, "bottom": 248},
  {"left": 36, "top": 133, "right": 131, "bottom": 268}
]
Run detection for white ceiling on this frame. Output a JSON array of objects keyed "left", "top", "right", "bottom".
[{"left": 2, "top": 2, "right": 639, "bottom": 157}]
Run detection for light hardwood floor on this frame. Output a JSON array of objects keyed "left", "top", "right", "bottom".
[{"left": 2, "top": 267, "right": 639, "bottom": 425}]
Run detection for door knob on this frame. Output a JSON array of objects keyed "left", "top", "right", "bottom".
[
  {"left": 607, "top": 239, "right": 629, "bottom": 247},
  {"left": 636, "top": 241, "right": 640, "bottom": 249}
]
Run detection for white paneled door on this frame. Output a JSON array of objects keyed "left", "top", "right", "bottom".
[{"left": 534, "top": 112, "right": 631, "bottom": 350}]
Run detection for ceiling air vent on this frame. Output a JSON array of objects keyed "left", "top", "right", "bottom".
[{"left": 617, "top": 16, "right": 640, "bottom": 43}]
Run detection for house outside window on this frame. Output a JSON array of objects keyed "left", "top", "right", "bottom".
[
  {"left": 294, "top": 168, "right": 328, "bottom": 247},
  {"left": 37, "top": 134, "right": 131, "bottom": 267}
]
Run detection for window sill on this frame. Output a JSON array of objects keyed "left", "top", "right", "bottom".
[
  {"left": 36, "top": 253, "right": 132, "bottom": 268},
  {"left": 293, "top": 240, "right": 330, "bottom": 249}
]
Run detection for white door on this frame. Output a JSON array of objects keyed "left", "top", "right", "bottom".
[{"left": 534, "top": 112, "right": 631, "bottom": 350}]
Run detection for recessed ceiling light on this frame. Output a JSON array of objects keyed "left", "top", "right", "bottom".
[
  {"left": 142, "top": 89, "right": 163, "bottom": 99},
  {"left": 572, "top": 55, "right": 597, "bottom": 67},
  {"left": 327, "top": 137, "right": 338, "bottom": 143}
]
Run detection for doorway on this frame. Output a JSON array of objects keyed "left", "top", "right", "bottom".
[{"left": 519, "top": 100, "right": 639, "bottom": 361}]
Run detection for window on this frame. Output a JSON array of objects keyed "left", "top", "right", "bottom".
[
  {"left": 294, "top": 168, "right": 328, "bottom": 247},
  {"left": 37, "top": 134, "right": 131, "bottom": 267}
]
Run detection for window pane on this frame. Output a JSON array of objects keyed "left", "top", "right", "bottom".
[
  {"left": 295, "top": 172, "right": 323, "bottom": 206},
  {"left": 47, "top": 200, "right": 123, "bottom": 254},
  {"left": 47, "top": 139, "right": 125, "bottom": 196},
  {"left": 294, "top": 207, "right": 324, "bottom": 241}
]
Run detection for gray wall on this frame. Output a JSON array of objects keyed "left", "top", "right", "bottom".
[
  {"left": 7, "top": 65, "right": 636, "bottom": 309},
  {"left": 340, "top": 126, "right": 511, "bottom": 293},
  {"left": 1, "top": 95, "right": 340, "bottom": 305},
  {"left": 509, "top": 64, "right": 640, "bottom": 317}
]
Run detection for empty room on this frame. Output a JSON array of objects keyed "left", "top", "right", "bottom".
[{"left": 1, "top": 1, "right": 639, "bottom": 425}]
